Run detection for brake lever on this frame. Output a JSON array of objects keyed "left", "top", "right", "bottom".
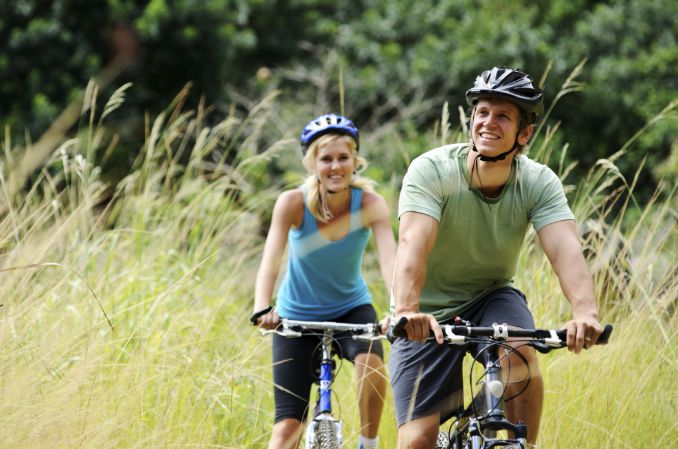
[
  {"left": 260, "top": 328, "right": 302, "bottom": 338},
  {"left": 532, "top": 341, "right": 555, "bottom": 354}
]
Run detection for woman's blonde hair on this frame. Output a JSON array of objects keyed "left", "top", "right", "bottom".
[{"left": 301, "top": 133, "right": 375, "bottom": 222}]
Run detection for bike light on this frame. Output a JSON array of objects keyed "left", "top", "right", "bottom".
[{"left": 487, "top": 379, "right": 504, "bottom": 398}]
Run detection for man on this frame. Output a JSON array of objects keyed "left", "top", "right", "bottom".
[{"left": 389, "top": 67, "right": 603, "bottom": 448}]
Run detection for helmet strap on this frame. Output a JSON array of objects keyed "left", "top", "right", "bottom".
[
  {"left": 319, "top": 188, "right": 332, "bottom": 222},
  {"left": 317, "top": 176, "right": 350, "bottom": 195},
  {"left": 468, "top": 132, "right": 519, "bottom": 207},
  {"left": 470, "top": 136, "right": 519, "bottom": 162},
  {"left": 468, "top": 153, "right": 493, "bottom": 211}
]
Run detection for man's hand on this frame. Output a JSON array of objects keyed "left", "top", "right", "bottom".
[
  {"left": 563, "top": 313, "right": 603, "bottom": 354},
  {"left": 538, "top": 221, "right": 603, "bottom": 354},
  {"left": 395, "top": 311, "right": 444, "bottom": 344}
]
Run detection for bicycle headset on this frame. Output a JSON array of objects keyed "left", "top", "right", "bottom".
[
  {"left": 465, "top": 67, "right": 544, "bottom": 162},
  {"left": 300, "top": 114, "right": 360, "bottom": 156}
]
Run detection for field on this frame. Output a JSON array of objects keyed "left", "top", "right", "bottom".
[{"left": 1, "top": 87, "right": 676, "bottom": 448}]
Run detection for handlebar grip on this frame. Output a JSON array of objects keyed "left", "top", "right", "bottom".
[
  {"left": 249, "top": 306, "right": 273, "bottom": 325},
  {"left": 555, "top": 323, "right": 614, "bottom": 345},
  {"left": 387, "top": 316, "right": 409, "bottom": 340},
  {"left": 597, "top": 324, "right": 614, "bottom": 345}
]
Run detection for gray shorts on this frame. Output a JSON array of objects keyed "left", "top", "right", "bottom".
[{"left": 389, "top": 287, "right": 534, "bottom": 426}]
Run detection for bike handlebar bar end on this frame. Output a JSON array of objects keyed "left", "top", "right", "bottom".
[
  {"left": 386, "top": 316, "right": 409, "bottom": 341},
  {"left": 597, "top": 324, "right": 614, "bottom": 345}
]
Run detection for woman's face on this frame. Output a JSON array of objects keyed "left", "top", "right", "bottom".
[
  {"left": 314, "top": 137, "right": 356, "bottom": 193},
  {"left": 472, "top": 98, "right": 532, "bottom": 156}
]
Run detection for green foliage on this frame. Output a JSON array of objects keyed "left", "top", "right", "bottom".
[
  {"left": 0, "top": 0, "right": 105, "bottom": 134},
  {"left": 0, "top": 0, "right": 676, "bottom": 201},
  {"left": 548, "top": 0, "right": 678, "bottom": 196}
]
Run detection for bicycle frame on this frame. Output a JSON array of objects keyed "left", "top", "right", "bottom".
[
  {"left": 445, "top": 341, "right": 528, "bottom": 449},
  {"left": 305, "top": 329, "right": 344, "bottom": 449},
  {"left": 266, "top": 319, "right": 383, "bottom": 449},
  {"left": 318, "top": 332, "right": 334, "bottom": 415},
  {"left": 390, "top": 320, "right": 613, "bottom": 449}
]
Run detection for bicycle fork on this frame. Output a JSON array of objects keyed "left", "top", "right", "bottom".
[
  {"left": 318, "top": 334, "right": 333, "bottom": 414},
  {"left": 305, "top": 333, "right": 343, "bottom": 448},
  {"left": 479, "top": 344, "right": 505, "bottom": 423},
  {"left": 473, "top": 344, "right": 528, "bottom": 447}
]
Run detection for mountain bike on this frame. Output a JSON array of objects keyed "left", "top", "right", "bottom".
[
  {"left": 264, "top": 318, "right": 384, "bottom": 449},
  {"left": 391, "top": 318, "right": 613, "bottom": 449}
]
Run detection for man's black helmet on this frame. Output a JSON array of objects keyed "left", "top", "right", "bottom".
[
  {"left": 300, "top": 113, "right": 359, "bottom": 155},
  {"left": 465, "top": 67, "right": 544, "bottom": 124}
]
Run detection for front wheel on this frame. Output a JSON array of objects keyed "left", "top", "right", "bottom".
[
  {"left": 436, "top": 430, "right": 451, "bottom": 449},
  {"left": 447, "top": 430, "right": 468, "bottom": 449},
  {"left": 316, "top": 419, "right": 340, "bottom": 449}
]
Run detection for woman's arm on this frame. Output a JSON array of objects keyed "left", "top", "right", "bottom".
[{"left": 253, "top": 190, "right": 303, "bottom": 328}]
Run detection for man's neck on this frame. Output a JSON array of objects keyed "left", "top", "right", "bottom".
[{"left": 467, "top": 151, "right": 515, "bottom": 197}]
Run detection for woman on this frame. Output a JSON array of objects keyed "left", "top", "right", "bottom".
[{"left": 251, "top": 114, "right": 396, "bottom": 449}]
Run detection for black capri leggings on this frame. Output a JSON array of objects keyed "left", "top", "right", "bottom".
[{"left": 272, "top": 304, "right": 384, "bottom": 422}]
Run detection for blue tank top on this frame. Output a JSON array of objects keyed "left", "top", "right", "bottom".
[{"left": 276, "top": 188, "right": 372, "bottom": 320}]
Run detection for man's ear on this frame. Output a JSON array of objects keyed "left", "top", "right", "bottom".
[{"left": 517, "top": 124, "right": 534, "bottom": 146}]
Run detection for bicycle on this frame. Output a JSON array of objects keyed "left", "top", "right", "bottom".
[
  {"left": 263, "top": 318, "right": 384, "bottom": 449},
  {"left": 390, "top": 318, "right": 613, "bottom": 449}
]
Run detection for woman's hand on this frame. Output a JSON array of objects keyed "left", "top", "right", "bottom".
[{"left": 250, "top": 306, "right": 280, "bottom": 330}]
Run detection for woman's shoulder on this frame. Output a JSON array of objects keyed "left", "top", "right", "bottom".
[
  {"left": 360, "top": 189, "right": 386, "bottom": 206},
  {"left": 273, "top": 189, "right": 305, "bottom": 226},
  {"left": 277, "top": 189, "right": 305, "bottom": 207},
  {"left": 360, "top": 189, "right": 390, "bottom": 224}
]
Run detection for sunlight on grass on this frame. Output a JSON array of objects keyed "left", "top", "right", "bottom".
[{"left": 0, "top": 78, "right": 675, "bottom": 448}]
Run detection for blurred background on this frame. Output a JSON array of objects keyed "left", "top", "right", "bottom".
[
  {"left": 0, "top": 1, "right": 676, "bottom": 448},
  {"left": 1, "top": 0, "right": 676, "bottom": 199}
]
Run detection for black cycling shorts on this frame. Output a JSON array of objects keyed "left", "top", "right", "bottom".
[
  {"left": 272, "top": 304, "right": 384, "bottom": 423},
  {"left": 389, "top": 287, "right": 535, "bottom": 426}
]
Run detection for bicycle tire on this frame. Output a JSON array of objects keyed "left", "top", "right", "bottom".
[
  {"left": 316, "top": 420, "right": 340, "bottom": 449},
  {"left": 436, "top": 430, "right": 451, "bottom": 449}
]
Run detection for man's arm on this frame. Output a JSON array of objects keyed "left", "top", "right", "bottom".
[
  {"left": 537, "top": 220, "right": 603, "bottom": 353},
  {"left": 393, "top": 211, "right": 444, "bottom": 343}
]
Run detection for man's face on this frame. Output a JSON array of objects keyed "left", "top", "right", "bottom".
[{"left": 471, "top": 98, "right": 532, "bottom": 156}]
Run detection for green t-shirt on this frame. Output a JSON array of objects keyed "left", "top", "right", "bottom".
[{"left": 398, "top": 143, "right": 575, "bottom": 321}]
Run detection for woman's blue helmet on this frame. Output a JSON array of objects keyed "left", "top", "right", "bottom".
[{"left": 300, "top": 114, "right": 359, "bottom": 155}]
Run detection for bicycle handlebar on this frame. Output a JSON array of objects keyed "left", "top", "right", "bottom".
[
  {"left": 389, "top": 317, "right": 613, "bottom": 350},
  {"left": 263, "top": 318, "right": 385, "bottom": 341}
]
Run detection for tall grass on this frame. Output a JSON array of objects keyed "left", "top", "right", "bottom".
[
  {"left": 0, "top": 78, "right": 676, "bottom": 449},
  {"left": 0, "top": 85, "right": 283, "bottom": 448}
]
